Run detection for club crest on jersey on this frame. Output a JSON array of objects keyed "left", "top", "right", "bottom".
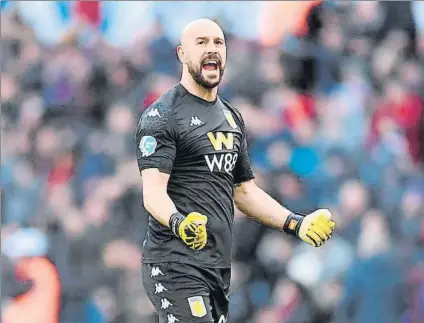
[
  {"left": 139, "top": 136, "right": 157, "bottom": 157},
  {"left": 187, "top": 296, "right": 207, "bottom": 318},
  {"left": 223, "top": 109, "right": 237, "bottom": 129}
]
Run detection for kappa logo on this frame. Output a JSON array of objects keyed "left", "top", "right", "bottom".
[
  {"left": 146, "top": 108, "right": 161, "bottom": 117},
  {"left": 161, "top": 298, "right": 173, "bottom": 310},
  {"left": 190, "top": 116, "right": 204, "bottom": 127},
  {"left": 150, "top": 266, "right": 164, "bottom": 277},
  {"left": 167, "top": 314, "right": 179, "bottom": 323},
  {"left": 139, "top": 136, "right": 157, "bottom": 157},
  {"left": 155, "top": 283, "right": 168, "bottom": 294},
  {"left": 187, "top": 296, "right": 207, "bottom": 318}
]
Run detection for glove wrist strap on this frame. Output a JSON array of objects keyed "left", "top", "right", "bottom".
[
  {"left": 283, "top": 213, "right": 303, "bottom": 237},
  {"left": 169, "top": 212, "right": 185, "bottom": 237}
]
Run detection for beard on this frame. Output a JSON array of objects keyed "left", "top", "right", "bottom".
[{"left": 187, "top": 59, "right": 225, "bottom": 89}]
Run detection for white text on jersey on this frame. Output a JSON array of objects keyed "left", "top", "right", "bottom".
[{"left": 205, "top": 153, "right": 238, "bottom": 173}]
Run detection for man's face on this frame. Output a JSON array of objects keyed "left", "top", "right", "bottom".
[{"left": 184, "top": 33, "right": 227, "bottom": 89}]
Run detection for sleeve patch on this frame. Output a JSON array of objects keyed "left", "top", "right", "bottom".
[{"left": 139, "top": 136, "right": 157, "bottom": 157}]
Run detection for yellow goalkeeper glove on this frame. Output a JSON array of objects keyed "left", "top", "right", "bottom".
[
  {"left": 169, "top": 212, "right": 208, "bottom": 250},
  {"left": 283, "top": 209, "right": 336, "bottom": 247}
]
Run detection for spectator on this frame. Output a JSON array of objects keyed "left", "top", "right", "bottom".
[{"left": 367, "top": 78, "right": 424, "bottom": 164}]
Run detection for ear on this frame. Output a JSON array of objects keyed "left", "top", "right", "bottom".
[{"left": 176, "top": 45, "right": 186, "bottom": 64}]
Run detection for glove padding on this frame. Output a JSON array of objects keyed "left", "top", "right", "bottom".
[
  {"left": 170, "top": 212, "right": 208, "bottom": 250},
  {"left": 283, "top": 209, "right": 335, "bottom": 247}
]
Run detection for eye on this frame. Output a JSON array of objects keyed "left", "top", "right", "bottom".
[
  {"left": 215, "top": 40, "right": 224, "bottom": 45},
  {"left": 197, "top": 40, "right": 205, "bottom": 45}
]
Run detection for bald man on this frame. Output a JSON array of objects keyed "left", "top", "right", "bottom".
[{"left": 136, "top": 19, "right": 335, "bottom": 323}]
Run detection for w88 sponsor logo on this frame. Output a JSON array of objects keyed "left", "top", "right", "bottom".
[{"left": 205, "top": 152, "right": 238, "bottom": 173}]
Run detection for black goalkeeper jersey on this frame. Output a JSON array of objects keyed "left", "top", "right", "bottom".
[{"left": 135, "top": 84, "right": 255, "bottom": 268}]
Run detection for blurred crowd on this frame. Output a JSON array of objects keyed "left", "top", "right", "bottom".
[{"left": 1, "top": 2, "right": 424, "bottom": 323}]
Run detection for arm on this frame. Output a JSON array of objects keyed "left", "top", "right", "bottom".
[
  {"left": 141, "top": 168, "right": 207, "bottom": 250},
  {"left": 231, "top": 108, "right": 335, "bottom": 246},
  {"left": 234, "top": 179, "right": 291, "bottom": 230},
  {"left": 141, "top": 168, "right": 178, "bottom": 227},
  {"left": 234, "top": 179, "right": 335, "bottom": 247},
  {"left": 230, "top": 114, "right": 292, "bottom": 232},
  {"left": 136, "top": 103, "right": 208, "bottom": 250},
  {"left": 136, "top": 104, "right": 179, "bottom": 228}
]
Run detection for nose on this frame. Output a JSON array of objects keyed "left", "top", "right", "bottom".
[{"left": 206, "top": 42, "right": 218, "bottom": 54}]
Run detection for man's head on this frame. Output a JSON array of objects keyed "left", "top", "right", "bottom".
[{"left": 177, "top": 19, "right": 226, "bottom": 89}]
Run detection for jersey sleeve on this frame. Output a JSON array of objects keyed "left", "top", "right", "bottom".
[
  {"left": 233, "top": 114, "right": 255, "bottom": 185},
  {"left": 135, "top": 102, "right": 177, "bottom": 174}
]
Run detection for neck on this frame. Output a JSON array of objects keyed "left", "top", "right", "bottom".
[{"left": 180, "top": 73, "right": 217, "bottom": 102}]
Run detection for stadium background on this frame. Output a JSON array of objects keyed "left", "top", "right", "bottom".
[{"left": 1, "top": 1, "right": 424, "bottom": 323}]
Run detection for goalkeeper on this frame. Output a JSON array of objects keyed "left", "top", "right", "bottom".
[{"left": 136, "top": 19, "right": 335, "bottom": 323}]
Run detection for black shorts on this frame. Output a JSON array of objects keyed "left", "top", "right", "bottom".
[{"left": 142, "top": 262, "right": 231, "bottom": 323}]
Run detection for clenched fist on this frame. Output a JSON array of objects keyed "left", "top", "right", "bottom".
[
  {"left": 170, "top": 212, "right": 208, "bottom": 250},
  {"left": 283, "top": 209, "right": 336, "bottom": 247}
]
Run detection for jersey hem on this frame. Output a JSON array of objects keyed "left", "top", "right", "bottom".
[
  {"left": 234, "top": 174, "right": 255, "bottom": 185},
  {"left": 139, "top": 164, "right": 172, "bottom": 174}
]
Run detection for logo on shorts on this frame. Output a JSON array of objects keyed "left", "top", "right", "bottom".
[
  {"left": 187, "top": 296, "right": 207, "bottom": 318},
  {"left": 151, "top": 266, "right": 164, "bottom": 277},
  {"left": 161, "top": 298, "right": 173, "bottom": 310},
  {"left": 139, "top": 136, "right": 157, "bottom": 157},
  {"left": 155, "top": 283, "right": 168, "bottom": 294},
  {"left": 167, "top": 314, "right": 179, "bottom": 323}
]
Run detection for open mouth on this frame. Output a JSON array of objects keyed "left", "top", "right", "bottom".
[{"left": 202, "top": 60, "right": 219, "bottom": 71}]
